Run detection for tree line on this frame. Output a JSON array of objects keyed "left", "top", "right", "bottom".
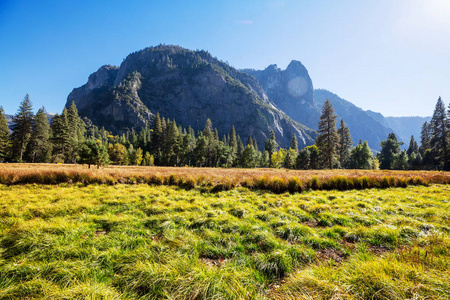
[{"left": 0, "top": 95, "right": 449, "bottom": 170}]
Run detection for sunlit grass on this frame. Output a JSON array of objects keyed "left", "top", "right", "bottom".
[{"left": 0, "top": 183, "right": 449, "bottom": 299}]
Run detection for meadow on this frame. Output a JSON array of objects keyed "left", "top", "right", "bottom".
[
  {"left": 0, "top": 164, "right": 449, "bottom": 299},
  {"left": 1, "top": 164, "right": 450, "bottom": 193}
]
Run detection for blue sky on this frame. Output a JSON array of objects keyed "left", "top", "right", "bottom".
[{"left": 1, "top": 0, "right": 449, "bottom": 117}]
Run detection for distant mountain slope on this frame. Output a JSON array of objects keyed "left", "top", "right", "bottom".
[
  {"left": 67, "top": 45, "right": 316, "bottom": 149},
  {"left": 5, "top": 115, "right": 12, "bottom": 128},
  {"left": 385, "top": 116, "right": 431, "bottom": 146},
  {"left": 314, "top": 89, "right": 395, "bottom": 151}
]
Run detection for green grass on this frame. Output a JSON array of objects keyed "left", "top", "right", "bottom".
[{"left": 0, "top": 184, "right": 449, "bottom": 299}]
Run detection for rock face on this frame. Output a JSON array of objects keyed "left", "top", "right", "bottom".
[
  {"left": 243, "top": 62, "right": 319, "bottom": 129},
  {"left": 66, "top": 45, "right": 316, "bottom": 149}
]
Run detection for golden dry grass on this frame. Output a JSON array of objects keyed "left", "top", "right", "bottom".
[{"left": 0, "top": 163, "right": 449, "bottom": 192}]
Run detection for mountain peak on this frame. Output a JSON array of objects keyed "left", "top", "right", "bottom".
[{"left": 285, "top": 60, "right": 309, "bottom": 77}]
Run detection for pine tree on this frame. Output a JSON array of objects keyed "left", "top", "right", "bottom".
[
  {"left": 236, "top": 135, "right": 244, "bottom": 157},
  {"left": 337, "top": 119, "right": 352, "bottom": 168},
  {"left": 203, "top": 119, "right": 213, "bottom": 140},
  {"left": 150, "top": 113, "right": 163, "bottom": 164},
  {"left": 165, "top": 120, "right": 180, "bottom": 165},
  {"left": 420, "top": 121, "right": 432, "bottom": 153},
  {"left": 252, "top": 138, "right": 258, "bottom": 151},
  {"left": 247, "top": 136, "right": 253, "bottom": 147},
  {"left": 0, "top": 107, "right": 10, "bottom": 161},
  {"left": 264, "top": 130, "right": 278, "bottom": 166},
  {"left": 295, "top": 148, "right": 310, "bottom": 169},
  {"left": 27, "top": 107, "right": 51, "bottom": 163},
  {"left": 67, "top": 101, "right": 85, "bottom": 163},
  {"left": 79, "top": 139, "right": 109, "bottom": 169},
  {"left": 51, "top": 108, "right": 70, "bottom": 162},
  {"left": 228, "top": 125, "right": 237, "bottom": 158},
  {"left": 241, "top": 144, "right": 257, "bottom": 168},
  {"left": 284, "top": 149, "right": 296, "bottom": 169},
  {"left": 11, "top": 94, "right": 34, "bottom": 162},
  {"left": 290, "top": 134, "right": 298, "bottom": 152},
  {"left": 378, "top": 133, "right": 402, "bottom": 170},
  {"left": 316, "top": 99, "right": 339, "bottom": 169},
  {"left": 429, "top": 97, "right": 448, "bottom": 169},
  {"left": 407, "top": 136, "right": 419, "bottom": 156},
  {"left": 349, "top": 141, "right": 373, "bottom": 169}
]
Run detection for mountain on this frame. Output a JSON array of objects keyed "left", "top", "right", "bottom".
[
  {"left": 242, "top": 62, "right": 319, "bottom": 129},
  {"left": 314, "top": 89, "right": 395, "bottom": 151},
  {"left": 66, "top": 45, "right": 316, "bottom": 149},
  {"left": 385, "top": 116, "right": 431, "bottom": 147},
  {"left": 241, "top": 63, "right": 397, "bottom": 151}
]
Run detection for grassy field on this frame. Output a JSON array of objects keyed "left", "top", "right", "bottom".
[{"left": 0, "top": 179, "right": 449, "bottom": 299}]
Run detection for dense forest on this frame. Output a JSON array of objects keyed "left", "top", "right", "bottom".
[{"left": 1, "top": 94, "right": 449, "bottom": 170}]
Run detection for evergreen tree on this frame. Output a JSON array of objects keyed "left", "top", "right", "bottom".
[
  {"left": 27, "top": 107, "right": 51, "bottom": 163},
  {"left": 0, "top": 107, "right": 10, "bottom": 161},
  {"left": 429, "top": 97, "right": 448, "bottom": 169},
  {"left": 261, "top": 151, "right": 270, "bottom": 167},
  {"left": 349, "top": 141, "right": 373, "bottom": 169},
  {"left": 241, "top": 144, "right": 257, "bottom": 168},
  {"left": 150, "top": 113, "right": 163, "bottom": 164},
  {"left": 307, "top": 145, "right": 321, "bottom": 169},
  {"left": 252, "top": 138, "right": 259, "bottom": 151},
  {"left": 393, "top": 150, "right": 409, "bottom": 170},
  {"left": 236, "top": 135, "right": 245, "bottom": 157},
  {"left": 295, "top": 148, "right": 310, "bottom": 170},
  {"left": 316, "top": 99, "right": 339, "bottom": 169},
  {"left": 193, "top": 135, "right": 208, "bottom": 167},
  {"left": 378, "top": 133, "right": 402, "bottom": 169},
  {"left": 164, "top": 120, "right": 180, "bottom": 165},
  {"left": 203, "top": 118, "right": 213, "bottom": 140},
  {"left": 264, "top": 130, "right": 278, "bottom": 166},
  {"left": 11, "top": 94, "right": 34, "bottom": 162},
  {"left": 337, "top": 119, "right": 352, "bottom": 168},
  {"left": 79, "top": 139, "right": 109, "bottom": 169},
  {"left": 67, "top": 101, "right": 85, "bottom": 163},
  {"left": 420, "top": 121, "right": 432, "bottom": 153},
  {"left": 51, "top": 108, "right": 70, "bottom": 162},
  {"left": 290, "top": 134, "right": 298, "bottom": 152},
  {"left": 284, "top": 149, "right": 296, "bottom": 169},
  {"left": 407, "top": 135, "right": 419, "bottom": 156},
  {"left": 228, "top": 125, "right": 238, "bottom": 158}
]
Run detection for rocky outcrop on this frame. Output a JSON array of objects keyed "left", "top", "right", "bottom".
[
  {"left": 66, "top": 45, "right": 316, "bottom": 149},
  {"left": 243, "top": 61, "right": 319, "bottom": 129}
]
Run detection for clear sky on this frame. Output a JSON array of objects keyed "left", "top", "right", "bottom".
[{"left": 1, "top": 0, "right": 449, "bottom": 117}]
